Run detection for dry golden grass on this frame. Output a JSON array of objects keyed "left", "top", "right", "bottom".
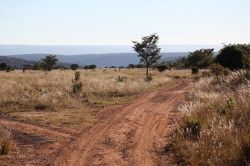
[
  {"left": 0, "top": 69, "right": 172, "bottom": 110},
  {"left": 173, "top": 70, "right": 250, "bottom": 166},
  {"left": 0, "top": 126, "right": 17, "bottom": 155},
  {"left": 0, "top": 68, "right": 185, "bottom": 129}
]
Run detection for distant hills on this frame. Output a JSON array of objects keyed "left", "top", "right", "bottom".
[
  {"left": 0, "top": 44, "right": 222, "bottom": 68},
  {"left": 8, "top": 52, "right": 187, "bottom": 67},
  {"left": 0, "top": 56, "right": 34, "bottom": 69},
  {"left": 0, "top": 44, "right": 221, "bottom": 55}
]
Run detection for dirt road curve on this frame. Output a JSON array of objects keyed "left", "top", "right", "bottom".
[{"left": 53, "top": 80, "right": 191, "bottom": 166}]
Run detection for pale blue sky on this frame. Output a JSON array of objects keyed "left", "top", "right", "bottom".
[{"left": 0, "top": 0, "right": 249, "bottom": 45}]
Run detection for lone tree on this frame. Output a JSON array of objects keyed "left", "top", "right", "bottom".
[
  {"left": 40, "top": 54, "right": 58, "bottom": 71},
  {"left": 132, "top": 34, "right": 161, "bottom": 79}
]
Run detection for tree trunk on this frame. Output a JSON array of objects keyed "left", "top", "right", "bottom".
[{"left": 146, "top": 65, "right": 149, "bottom": 79}]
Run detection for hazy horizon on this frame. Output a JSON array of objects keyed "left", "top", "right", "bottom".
[{"left": 0, "top": 44, "right": 222, "bottom": 55}]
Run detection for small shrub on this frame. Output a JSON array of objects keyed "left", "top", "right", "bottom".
[
  {"left": 72, "top": 72, "right": 83, "bottom": 93},
  {"left": 218, "top": 98, "right": 234, "bottom": 115},
  {"left": 182, "top": 117, "right": 202, "bottom": 140},
  {"left": 226, "top": 98, "right": 234, "bottom": 110},
  {"left": 191, "top": 67, "right": 199, "bottom": 74},
  {"left": 74, "top": 71, "right": 81, "bottom": 81},
  {"left": 116, "top": 76, "right": 127, "bottom": 82},
  {"left": 156, "top": 64, "right": 168, "bottom": 72},
  {"left": 72, "top": 82, "right": 83, "bottom": 93}
]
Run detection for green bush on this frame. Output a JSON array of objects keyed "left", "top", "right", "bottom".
[
  {"left": 72, "top": 72, "right": 82, "bottom": 93},
  {"left": 74, "top": 71, "right": 81, "bottom": 81},
  {"left": 72, "top": 82, "right": 83, "bottom": 93},
  {"left": 156, "top": 64, "right": 168, "bottom": 72},
  {"left": 185, "top": 49, "right": 214, "bottom": 69},
  {"left": 216, "top": 44, "right": 250, "bottom": 70},
  {"left": 182, "top": 117, "right": 202, "bottom": 140},
  {"left": 191, "top": 67, "right": 199, "bottom": 74}
]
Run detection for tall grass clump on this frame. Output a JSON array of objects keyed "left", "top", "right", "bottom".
[{"left": 173, "top": 70, "right": 250, "bottom": 166}]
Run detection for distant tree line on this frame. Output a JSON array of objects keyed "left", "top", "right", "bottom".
[
  {"left": 19, "top": 55, "right": 97, "bottom": 71},
  {"left": 171, "top": 44, "right": 250, "bottom": 70},
  {"left": 131, "top": 34, "right": 249, "bottom": 78}
]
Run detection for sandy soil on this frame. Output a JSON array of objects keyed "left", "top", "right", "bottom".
[{"left": 0, "top": 79, "right": 192, "bottom": 166}]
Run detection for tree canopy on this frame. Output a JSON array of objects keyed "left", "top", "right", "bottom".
[
  {"left": 132, "top": 33, "right": 161, "bottom": 78},
  {"left": 216, "top": 44, "right": 250, "bottom": 70},
  {"left": 40, "top": 55, "right": 58, "bottom": 71},
  {"left": 185, "top": 49, "right": 214, "bottom": 69}
]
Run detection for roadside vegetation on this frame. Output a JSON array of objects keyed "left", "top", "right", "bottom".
[
  {"left": 173, "top": 70, "right": 250, "bottom": 165},
  {"left": 172, "top": 44, "right": 250, "bottom": 165}
]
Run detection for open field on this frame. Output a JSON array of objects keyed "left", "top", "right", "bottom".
[
  {"left": 0, "top": 69, "right": 193, "bottom": 165},
  {"left": 0, "top": 69, "right": 191, "bottom": 129},
  {"left": 1, "top": 68, "right": 249, "bottom": 166}
]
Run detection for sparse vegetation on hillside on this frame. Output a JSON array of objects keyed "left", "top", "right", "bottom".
[{"left": 173, "top": 70, "right": 250, "bottom": 166}]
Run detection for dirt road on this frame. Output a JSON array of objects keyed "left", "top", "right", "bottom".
[
  {"left": 0, "top": 79, "right": 191, "bottom": 166},
  {"left": 53, "top": 80, "right": 191, "bottom": 166}
]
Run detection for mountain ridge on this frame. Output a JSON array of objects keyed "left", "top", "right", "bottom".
[{"left": 8, "top": 52, "right": 187, "bottom": 67}]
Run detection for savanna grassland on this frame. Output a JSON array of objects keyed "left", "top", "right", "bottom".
[
  {"left": 0, "top": 69, "right": 190, "bottom": 128},
  {"left": 1, "top": 67, "right": 249, "bottom": 166},
  {"left": 0, "top": 68, "right": 192, "bottom": 164}
]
